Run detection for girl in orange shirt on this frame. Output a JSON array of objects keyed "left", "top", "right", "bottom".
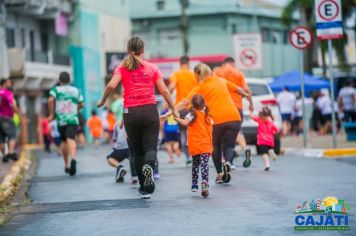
[{"left": 175, "top": 94, "right": 213, "bottom": 198}]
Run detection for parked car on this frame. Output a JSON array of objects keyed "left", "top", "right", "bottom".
[{"left": 241, "top": 78, "right": 282, "bottom": 154}]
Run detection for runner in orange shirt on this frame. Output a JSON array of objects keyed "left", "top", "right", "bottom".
[
  {"left": 214, "top": 57, "right": 253, "bottom": 169},
  {"left": 175, "top": 63, "right": 249, "bottom": 184},
  {"left": 87, "top": 110, "right": 103, "bottom": 145},
  {"left": 168, "top": 56, "right": 198, "bottom": 167}
]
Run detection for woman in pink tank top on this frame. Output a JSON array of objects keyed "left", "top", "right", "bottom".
[{"left": 98, "top": 37, "right": 178, "bottom": 199}]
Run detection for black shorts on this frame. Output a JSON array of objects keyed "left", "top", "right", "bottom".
[
  {"left": 164, "top": 132, "right": 179, "bottom": 142},
  {"left": 58, "top": 125, "right": 78, "bottom": 141},
  {"left": 0, "top": 117, "right": 16, "bottom": 143},
  {"left": 106, "top": 148, "right": 130, "bottom": 162},
  {"left": 257, "top": 145, "right": 273, "bottom": 155},
  {"left": 321, "top": 114, "right": 332, "bottom": 125}
]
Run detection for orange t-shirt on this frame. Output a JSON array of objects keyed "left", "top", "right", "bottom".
[
  {"left": 187, "top": 76, "right": 241, "bottom": 125},
  {"left": 187, "top": 110, "right": 213, "bottom": 156},
  {"left": 214, "top": 65, "right": 248, "bottom": 109},
  {"left": 87, "top": 116, "right": 103, "bottom": 138},
  {"left": 107, "top": 113, "right": 116, "bottom": 132},
  {"left": 169, "top": 68, "right": 198, "bottom": 105}
]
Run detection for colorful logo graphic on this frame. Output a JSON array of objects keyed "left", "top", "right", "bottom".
[{"left": 294, "top": 197, "right": 351, "bottom": 231}]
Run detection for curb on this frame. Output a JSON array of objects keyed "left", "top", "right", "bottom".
[
  {"left": 284, "top": 148, "right": 356, "bottom": 158},
  {"left": 323, "top": 148, "right": 356, "bottom": 158},
  {"left": 0, "top": 149, "right": 32, "bottom": 202}
]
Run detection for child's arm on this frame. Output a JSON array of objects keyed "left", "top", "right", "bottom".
[{"left": 174, "top": 117, "right": 190, "bottom": 127}]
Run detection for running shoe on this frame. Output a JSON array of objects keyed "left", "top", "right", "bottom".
[
  {"left": 191, "top": 185, "right": 199, "bottom": 192},
  {"left": 242, "top": 149, "right": 251, "bottom": 168},
  {"left": 69, "top": 159, "right": 77, "bottom": 176},
  {"left": 115, "top": 165, "right": 127, "bottom": 183},
  {"left": 2, "top": 156, "right": 9, "bottom": 163},
  {"left": 142, "top": 164, "right": 155, "bottom": 194},
  {"left": 264, "top": 166, "right": 270, "bottom": 171},
  {"left": 7, "top": 153, "right": 18, "bottom": 161},
  {"left": 201, "top": 182, "right": 209, "bottom": 198},
  {"left": 222, "top": 162, "right": 231, "bottom": 183},
  {"left": 215, "top": 175, "right": 223, "bottom": 184},
  {"left": 64, "top": 167, "right": 70, "bottom": 174},
  {"left": 129, "top": 177, "right": 138, "bottom": 185},
  {"left": 137, "top": 187, "right": 151, "bottom": 199},
  {"left": 269, "top": 149, "right": 278, "bottom": 161},
  {"left": 186, "top": 159, "right": 192, "bottom": 167}
]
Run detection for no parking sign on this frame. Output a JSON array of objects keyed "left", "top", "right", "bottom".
[
  {"left": 233, "top": 33, "right": 262, "bottom": 70},
  {"left": 315, "top": 0, "right": 344, "bottom": 40},
  {"left": 289, "top": 26, "right": 313, "bottom": 50}
]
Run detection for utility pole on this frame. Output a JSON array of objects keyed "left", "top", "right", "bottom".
[
  {"left": 179, "top": 0, "right": 189, "bottom": 56},
  {"left": 0, "top": 0, "right": 9, "bottom": 79}
]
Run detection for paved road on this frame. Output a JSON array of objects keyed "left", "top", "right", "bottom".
[{"left": 1, "top": 145, "right": 355, "bottom": 236}]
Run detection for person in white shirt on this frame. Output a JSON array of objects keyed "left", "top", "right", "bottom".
[
  {"left": 338, "top": 80, "right": 356, "bottom": 122},
  {"left": 316, "top": 91, "right": 332, "bottom": 134},
  {"left": 277, "top": 87, "right": 296, "bottom": 136}
]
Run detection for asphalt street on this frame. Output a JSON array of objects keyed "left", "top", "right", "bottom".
[{"left": 1, "top": 145, "right": 355, "bottom": 236}]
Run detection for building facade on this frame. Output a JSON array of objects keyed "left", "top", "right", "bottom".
[
  {"left": 1, "top": 0, "right": 74, "bottom": 144},
  {"left": 130, "top": 0, "right": 300, "bottom": 78}
]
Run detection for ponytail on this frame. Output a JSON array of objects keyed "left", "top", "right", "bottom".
[
  {"left": 123, "top": 54, "right": 142, "bottom": 71},
  {"left": 123, "top": 36, "right": 145, "bottom": 71}
]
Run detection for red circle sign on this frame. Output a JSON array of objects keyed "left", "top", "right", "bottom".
[
  {"left": 239, "top": 48, "right": 257, "bottom": 67},
  {"left": 318, "top": 0, "right": 339, "bottom": 21},
  {"left": 289, "top": 26, "right": 313, "bottom": 50}
]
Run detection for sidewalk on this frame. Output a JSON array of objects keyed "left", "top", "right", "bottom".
[{"left": 282, "top": 132, "right": 356, "bottom": 157}]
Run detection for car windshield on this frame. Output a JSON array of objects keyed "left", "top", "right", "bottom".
[{"left": 248, "top": 83, "right": 270, "bottom": 96}]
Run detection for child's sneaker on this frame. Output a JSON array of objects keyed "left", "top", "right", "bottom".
[
  {"left": 115, "top": 165, "right": 127, "bottom": 183},
  {"left": 191, "top": 185, "right": 199, "bottom": 192},
  {"left": 269, "top": 149, "right": 277, "bottom": 161},
  {"left": 186, "top": 159, "right": 192, "bottom": 167},
  {"left": 142, "top": 164, "right": 155, "bottom": 194},
  {"left": 242, "top": 149, "right": 251, "bottom": 168},
  {"left": 201, "top": 182, "right": 209, "bottom": 198},
  {"left": 264, "top": 166, "right": 270, "bottom": 171}
]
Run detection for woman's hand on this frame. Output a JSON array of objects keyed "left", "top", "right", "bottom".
[{"left": 160, "top": 110, "right": 172, "bottom": 120}]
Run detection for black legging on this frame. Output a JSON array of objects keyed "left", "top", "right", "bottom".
[
  {"left": 123, "top": 104, "right": 159, "bottom": 187},
  {"left": 212, "top": 121, "right": 241, "bottom": 174}
]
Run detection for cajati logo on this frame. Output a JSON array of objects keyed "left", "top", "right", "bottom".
[{"left": 294, "top": 197, "right": 351, "bottom": 231}]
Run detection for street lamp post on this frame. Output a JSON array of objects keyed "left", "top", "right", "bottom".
[{"left": 179, "top": 0, "right": 189, "bottom": 56}]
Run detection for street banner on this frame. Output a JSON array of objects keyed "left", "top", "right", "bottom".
[
  {"left": 233, "top": 33, "right": 263, "bottom": 70},
  {"left": 315, "top": 0, "right": 344, "bottom": 40}
]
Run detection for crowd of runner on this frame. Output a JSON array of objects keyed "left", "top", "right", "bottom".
[{"left": 1, "top": 36, "right": 355, "bottom": 199}]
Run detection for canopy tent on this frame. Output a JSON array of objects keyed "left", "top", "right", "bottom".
[{"left": 269, "top": 70, "right": 329, "bottom": 96}]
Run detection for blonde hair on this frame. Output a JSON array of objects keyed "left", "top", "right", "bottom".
[
  {"left": 123, "top": 37, "right": 145, "bottom": 71},
  {"left": 193, "top": 63, "right": 212, "bottom": 81}
]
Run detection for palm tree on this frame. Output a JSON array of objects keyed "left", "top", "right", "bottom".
[{"left": 281, "top": 0, "right": 356, "bottom": 76}]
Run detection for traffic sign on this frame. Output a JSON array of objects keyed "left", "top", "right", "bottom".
[
  {"left": 315, "top": 0, "right": 344, "bottom": 40},
  {"left": 233, "top": 33, "right": 262, "bottom": 70},
  {"left": 289, "top": 26, "right": 313, "bottom": 50}
]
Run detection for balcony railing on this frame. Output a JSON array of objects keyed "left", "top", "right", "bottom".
[{"left": 25, "top": 50, "right": 70, "bottom": 66}]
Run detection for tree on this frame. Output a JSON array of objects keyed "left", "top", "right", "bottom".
[{"left": 281, "top": 0, "right": 356, "bottom": 76}]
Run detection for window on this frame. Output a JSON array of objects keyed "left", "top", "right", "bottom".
[
  {"left": 271, "top": 30, "right": 281, "bottom": 44},
  {"left": 5, "top": 28, "right": 15, "bottom": 47},
  {"left": 248, "top": 83, "right": 270, "bottom": 96},
  {"left": 231, "top": 24, "right": 237, "bottom": 34},
  {"left": 261, "top": 28, "right": 270, "bottom": 42},
  {"left": 21, "top": 28, "right": 26, "bottom": 47},
  {"left": 41, "top": 33, "right": 48, "bottom": 52},
  {"left": 156, "top": 0, "right": 165, "bottom": 10},
  {"left": 158, "top": 28, "right": 180, "bottom": 45}
]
